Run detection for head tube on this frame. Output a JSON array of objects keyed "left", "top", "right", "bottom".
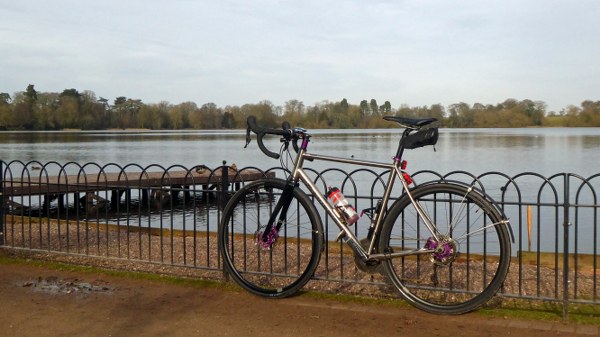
[
  {"left": 301, "top": 136, "right": 310, "bottom": 150},
  {"left": 293, "top": 127, "right": 310, "bottom": 151}
]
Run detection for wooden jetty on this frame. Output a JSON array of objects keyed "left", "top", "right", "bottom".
[{"left": 1, "top": 167, "right": 274, "bottom": 212}]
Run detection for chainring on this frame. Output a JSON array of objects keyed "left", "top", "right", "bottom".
[{"left": 353, "top": 238, "right": 383, "bottom": 274}]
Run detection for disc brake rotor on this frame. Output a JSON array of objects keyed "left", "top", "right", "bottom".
[{"left": 255, "top": 226, "right": 279, "bottom": 250}]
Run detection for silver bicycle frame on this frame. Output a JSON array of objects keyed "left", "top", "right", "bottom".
[{"left": 289, "top": 147, "right": 438, "bottom": 262}]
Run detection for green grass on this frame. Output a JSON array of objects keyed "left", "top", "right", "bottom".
[
  {"left": 299, "top": 288, "right": 600, "bottom": 325},
  {"left": 477, "top": 299, "right": 600, "bottom": 326}
]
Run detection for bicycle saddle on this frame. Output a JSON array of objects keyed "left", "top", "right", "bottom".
[{"left": 383, "top": 116, "right": 437, "bottom": 129}]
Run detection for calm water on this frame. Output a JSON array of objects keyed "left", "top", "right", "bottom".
[
  {"left": 1, "top": 127, "right": 600, "bottom": 253},
  {"left": 1, "top": 127, "right": 600, "bottom": 177}
]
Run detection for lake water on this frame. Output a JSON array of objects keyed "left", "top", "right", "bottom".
[
  {"left": 1, "top": 127, "right": 600, "bottom": 177},
  {"left": 2, "top": 127, "right": 600, "bottom": 254}
]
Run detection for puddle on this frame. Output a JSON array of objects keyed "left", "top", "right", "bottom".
[{"left": 20, "top": 276, "right": 114, "bottom": 295}]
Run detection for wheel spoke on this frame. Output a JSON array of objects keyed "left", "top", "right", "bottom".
[
  {"left": 380, "top": 183, "right": 511, "bottom": 314},
  {"left": 219, "top": 179, "right": 323, "bottom": 297}
]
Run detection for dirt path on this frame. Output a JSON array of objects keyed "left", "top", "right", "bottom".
[{"left": 0, "top": 261, "right": 597, "bottom": 337}]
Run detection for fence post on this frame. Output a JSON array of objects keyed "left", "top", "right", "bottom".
[
  {"left": 562, "top": 173, "right": 570, "bottom": 321},
  {"left": 219, "top": 160, "right": 230, "bottom": 281},
  {"left": 0, "top": 160, "right": 4, "bottom": 246},
  {"left": 219, "top": 160, "right": 230, "bottom": 210}
]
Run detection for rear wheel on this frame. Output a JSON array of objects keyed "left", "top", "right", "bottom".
[
  {"left": 379, "top": 183, "right": 511, "bottom": 314},
  {"left": 219, "top": 178, "right": 324, "bottom": 297}
]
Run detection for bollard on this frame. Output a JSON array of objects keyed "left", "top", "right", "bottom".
[{"left": 0, "top": 160, "right": 4, "bottom": 246}]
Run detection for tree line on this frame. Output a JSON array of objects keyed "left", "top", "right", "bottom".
[{"left": 1, "top": 85, "right": 599, "bottom": 130}]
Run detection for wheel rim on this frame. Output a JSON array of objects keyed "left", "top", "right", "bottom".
[
  {"left": 381, "top": 184, "right": 510, "bottom": 313},
  {"left": 221, "top": 180, "right": 322, "bottom": 296}
]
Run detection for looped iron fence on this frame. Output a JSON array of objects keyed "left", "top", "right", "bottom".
[{"left": 1, "top": 160, "right": 599, "bottom": 318}]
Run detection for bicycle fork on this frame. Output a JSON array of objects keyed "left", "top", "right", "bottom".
[{"left": 257, "top": 180, "right": 297, "bottom": 249}]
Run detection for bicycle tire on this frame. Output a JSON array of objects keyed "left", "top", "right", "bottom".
[
  {"left": 219, "top": 178, "right": 324, "bottom": 298},
  {"left": 379, "top": 182, "right": 511, "bottom": 314}
]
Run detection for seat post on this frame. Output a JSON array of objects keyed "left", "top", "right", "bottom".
[{"left": 394, "top": 128, "right": 412, "bottom": 162}]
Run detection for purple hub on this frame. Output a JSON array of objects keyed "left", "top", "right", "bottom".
[
  {"left": 425, "top": 237, "right": 454, "bottom": 263},
  {"left": 257, "top": 227, "right": 279, "bottom": 249}
]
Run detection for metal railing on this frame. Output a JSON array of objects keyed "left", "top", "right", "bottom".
[{"left": 1, "top": 160, "right": 599, "bottom": 318}]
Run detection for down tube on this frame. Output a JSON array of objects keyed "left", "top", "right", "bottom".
[{"left": 294, "top": 169, "right": 365, "bottom": 255}]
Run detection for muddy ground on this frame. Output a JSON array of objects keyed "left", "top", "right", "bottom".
[{"left": 0, "top": 254, "right": 597, "bottom": 337}]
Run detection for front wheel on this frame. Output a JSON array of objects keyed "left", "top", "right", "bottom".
[
  {"left": 219, "top": 178, "right": 324, "bottom": 298},
  {"left": 379, "top": 182, "right": 511, "bottom": 314}
]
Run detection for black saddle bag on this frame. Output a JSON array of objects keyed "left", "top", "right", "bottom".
[{"left": 402, "top": 128, "right": 439, "bottom": 149}]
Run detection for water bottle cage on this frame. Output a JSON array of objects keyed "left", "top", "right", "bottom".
[{"left": 337, "top": 206, "right": 351, "bottom": 222}]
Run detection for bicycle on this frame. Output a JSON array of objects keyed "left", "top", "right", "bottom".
[{"left": 218, "top": 115, "right": 512, "bottom": 314}]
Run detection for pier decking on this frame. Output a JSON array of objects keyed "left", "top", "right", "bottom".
[{"left": 1, "top": 167, "right": 274, "bottom": 211}]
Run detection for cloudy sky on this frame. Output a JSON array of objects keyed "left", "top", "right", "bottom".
[{"left": 1, "top": 0, "right": 599, "bottom": 113}]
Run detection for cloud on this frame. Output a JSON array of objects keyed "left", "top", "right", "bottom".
[{"left": 1, "top": 0, "right": 599, "bottom": 112}]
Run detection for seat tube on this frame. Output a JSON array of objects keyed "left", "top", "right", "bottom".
[
  {"left": 367, "top": 161, "right": 399, "bottom": 253},
  {"left": 394, "top": 128, "right": 411, "bottom": 160}
]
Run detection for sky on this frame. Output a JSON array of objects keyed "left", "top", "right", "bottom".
[{"left": 1, "top": 0, "right": 599, "bottom": 113}]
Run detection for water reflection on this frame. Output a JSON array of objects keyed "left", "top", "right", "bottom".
[
  {"left": 1, "top": 128, "right": 600, "bottom": 177},
  {"left": 3, "top": 128, "right": 600, "bottom": 254}
]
